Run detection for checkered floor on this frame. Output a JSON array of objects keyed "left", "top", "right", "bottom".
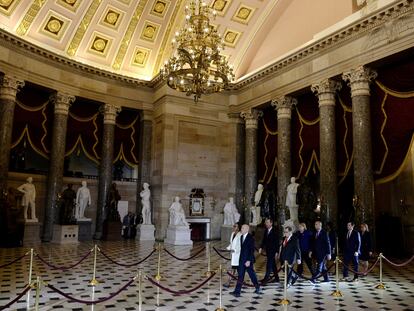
[{"left": 0, "top": 240, "right": 413, "bottom": 310}]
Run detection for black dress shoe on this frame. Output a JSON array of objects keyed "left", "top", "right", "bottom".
[{"left": 230, "top": 291, "right": 241, "bottom": 297}]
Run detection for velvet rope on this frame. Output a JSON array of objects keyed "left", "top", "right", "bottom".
[
  {"left": 213, "top": 247, "right": 231, "bottom": 261},
  {"left": 36, "top": 249, "right": 92, "bottom": 271},
  {"left": 0, "top": 253, "right": 27, "bottom": 269},
  {"left": 0, "top": 285, "right": 30, "bottom": 310},
  {"left": 341, "top": 257, "right": 380, "bottom": 276},
  {"left": 146, "top": 273, "right": 216, "bottom": 295},
  {"left": 98, "top": 249, "right": 156, "bottom": 267},
  {"left": 381, "top": 255, "right": 414, "bottom": 267},
  {"left": 163, "top": 247, "right": 206, "bottom": 261},
  {"left": 46, "top": 278, "right": 136, "bottom": 305}
]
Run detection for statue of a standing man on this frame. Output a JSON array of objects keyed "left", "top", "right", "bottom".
[
  {"left": 76, "top": 181, "right": 91, "bottom": 220},
  {"left": 140, "top": 183, "right": 152, "bottom": 225},
  {"left": 286, "top": 177, "right": 299, "bottom": 222},
  {"left": 17, "top": 177, "right": 37, "bottom": 221}
]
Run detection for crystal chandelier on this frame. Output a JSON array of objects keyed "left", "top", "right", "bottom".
[{"left": 161, "top": 0, "right": 234, "bottom": 103}]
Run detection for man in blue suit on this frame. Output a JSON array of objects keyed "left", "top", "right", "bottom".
[
  {"left": 231, "top": 224, "right": 262, "bottom": 297},
  {"left": 342, "top": 221, "right": 361, "bottom": 282},
  {"left": 309, "top": 220, "right": 331, "bottom": 284}
]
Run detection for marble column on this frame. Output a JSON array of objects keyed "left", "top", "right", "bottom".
[
  {"left": 228, "top": 113, "right": 245, "bottom": 215},
  {"left": 94, "top": 104, "right": 120, "bottom": 240},
  {"left": 0, "top": 76, "right": 24, "bottom": 193},
  {"left": 312, "top": 79, "right": 342, "bottom": 225},
  {"left": 343, "top": 66, "right": 377, "bottom": 226},
  {"left": 240, "top": 109, "right": 263, "bottom": 223},
  {"left": 271, "top": 96, "right": 297, "bottom": 226},
  {"left": 136, "top": 110, "right": 153, "bottom": 218},
  {"left": 42, "top": 92, "right": 75, "bottom": 241}
]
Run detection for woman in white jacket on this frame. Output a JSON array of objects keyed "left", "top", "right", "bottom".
[{"left": 224, "top": 223, "right": 241, "bottom": 287}]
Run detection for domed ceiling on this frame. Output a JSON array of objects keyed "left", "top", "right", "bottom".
[{"left": 0, "top": 0, "right": 282, "bottom": 81}]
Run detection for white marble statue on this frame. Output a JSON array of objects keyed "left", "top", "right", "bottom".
[
  {"left": 251, "top": 184, "right": 264, "bottom": 225},
  {"left": 223, "top": 197, "right": 240, "bottom": 225},
  {"left": 169, "top": 197, "right": 189, "bottom": 226},
  {"left": 76, "top": 181, "right": 91, "bottom": 220},
  {"left": 140, "top": 182, "right": 152, "bottom": 225},
  {"left": 286, "top": 177, "right": 299, "bottom": 222},
  {"left": 17, "top": 177, "right": 38, "bottom": 221}
]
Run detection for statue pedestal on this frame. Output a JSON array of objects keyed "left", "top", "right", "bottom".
[
  {"left": 165, "top": 225, "right": 193, "bottom": 246},
  {"left": 137, "top": 224, "right": 155, "bottom": 241},
  {"left": 19, "top": 221, "right": 41, "bottom": 246},
  {"left": 220, "top": 225, "right": 233, "bottom": 243},
  {"left": 77, "top": 220, "right": 92, "bottom": 241},
  {"left": 52, "top": 225, "right": 79, "bottom": 244}
]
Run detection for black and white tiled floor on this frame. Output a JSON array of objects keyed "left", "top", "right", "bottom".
[{"left": 1, "top": 240, "right": 413, "bottom": 310}]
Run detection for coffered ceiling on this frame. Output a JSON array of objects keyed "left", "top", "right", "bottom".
[{"left": 0, "top": 0, "right": 283, "bottom": 81}]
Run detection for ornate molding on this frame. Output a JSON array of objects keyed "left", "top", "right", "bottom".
[
  {"left": 240, "top": 109, "right": 263, "bottom": 129},
  {"left": 342, "top": 66, "right": 377, "bottom": 97},
  {"left": 0, "top": 75, "right": 25, "bottom": 101},
  {"left": 229, "top": 0, "right": 413, "bottom": 91},
  {"left": 112, "top": 0, "right": 148, "bottom": 70},
  {"left": 101, "top": 103, "right": 121, "bottom": 125},
  {"left": 67, "top": 0, "right": 103, "bottom": 56},
  {"left": 271, "top": 96, "right": 297, "bottom": 120},
  {"left": 16, "top": 0, "right": 47, "bottom": 36},
  {"left": 311, "top": 79, "right": 342, "bottom": 107},
  {"left": 50, "top": 92, "right": 76, "bottom": 115}
]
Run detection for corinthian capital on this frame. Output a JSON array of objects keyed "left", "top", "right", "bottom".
[
  {"left": 240, "top": 109, "right": 263, "bottom": 129},
  {"left": 0, "top": 75, "right": 25, "bottom": 101},
  {"left": 271, "top": 96, "right": 297, "bottom": 119},
  {"left": 100, "top": 103, "right": 121, "bottom": 125},
  {"left": 50, "top": 92, "right": 76, "bottom": 115},
  {"left": 311, "top": 79, "right": 342, "bottom": 107},
  {"left": 342, "top": 66, "right": 377, "bottom": 97}
]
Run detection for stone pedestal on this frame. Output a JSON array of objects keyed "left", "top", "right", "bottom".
[
  {"left": 103, "top": 220, "right": 123, "bottom": 241},
  {"left": 165, "top": 225, "right": 193, "bottom": 246},
  {"left": 20, "top": 221, "right": 41, "bottom": 246},
  {"left": 77, "top": 220, "right": 92, "bottom": 241},
  {"left": 52, "top": 225, "right": 79, "bottom": 244},
  {"left": 220, "top": 225, "right": 233, "bottom": 243},
  {"left": 137, "top": 224, "right": 155, "bottom": 241}
]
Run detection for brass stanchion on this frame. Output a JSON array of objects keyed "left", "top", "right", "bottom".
[
  {"left": 89, "top": 244, "right": 99, "bottom": 286},
  {"left": 278, "top": 260, "right": 291, "bottom": 305},
  {"left": 155, "top": 243, "right": 162, "bottom": 281},
  {"left": 215, "top": 264, "right": 226, "bottom": 311},
  {"left": 138, "top": 269, "right": 143, "bottom": 311},
  {"left": 330, "top": 257, "right": 343, "bottom": 297},
  {"left": 34, "top": 276, "right": 41, "bottom": 311},
  {"left": 205, "top": 241, "right": 212, "bottom": 277},
  {"left": 26, "top": 248, "right": 34, "bottom": 309},
  {"left": 375, "top": 253, "right": 386, "bottom": 289}
]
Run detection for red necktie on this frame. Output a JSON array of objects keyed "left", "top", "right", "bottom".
[{"left": 283, "top": 238, "right": 288, "bottom": 247}]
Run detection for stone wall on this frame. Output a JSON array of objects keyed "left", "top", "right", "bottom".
[{"left": 151, "top": 94, "right": 234, "bottom": 240}]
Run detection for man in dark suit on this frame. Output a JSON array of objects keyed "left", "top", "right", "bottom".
[
  {"left": 309, "top": 220, "right": 331, "bottom": 284},
  {"left": 342, "top": 221, "right": 361, "bottom": 282},
  {"left": 259, "top": 218, "right": 280, "bottom": 283},
  {"left": 231, "top": 224, "right": 262, "bottom": 297},
  {"left": 279, "top": 226, "right": 301, "bottom": 287}
]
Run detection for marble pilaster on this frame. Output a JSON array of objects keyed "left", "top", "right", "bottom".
[
  {"left": 228, "top": 113, "right": 245, "bottom": 217},
  {"left": 271, "top": 96, "right": 297, "bottom": 227},
  {"left": 342, "top": 66, "right": 377, "bottom": 226},
  {"left": 136, "top": 110, "right": 153, "bottom": 219},
  {"left": 94, "top": 104, "right": 120, "bottom": 240},
  {"left": 0, "top": 76, "right": 24, "bottom": 192},
  {"left": 42, "top": 92, "right": 75, "bottom": 242},
  {"left": 311, "top": 79, "right": 342, "bottom": 225},
  {"left": 240, "top": 109, "right": 263, "bottom": 223}
]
